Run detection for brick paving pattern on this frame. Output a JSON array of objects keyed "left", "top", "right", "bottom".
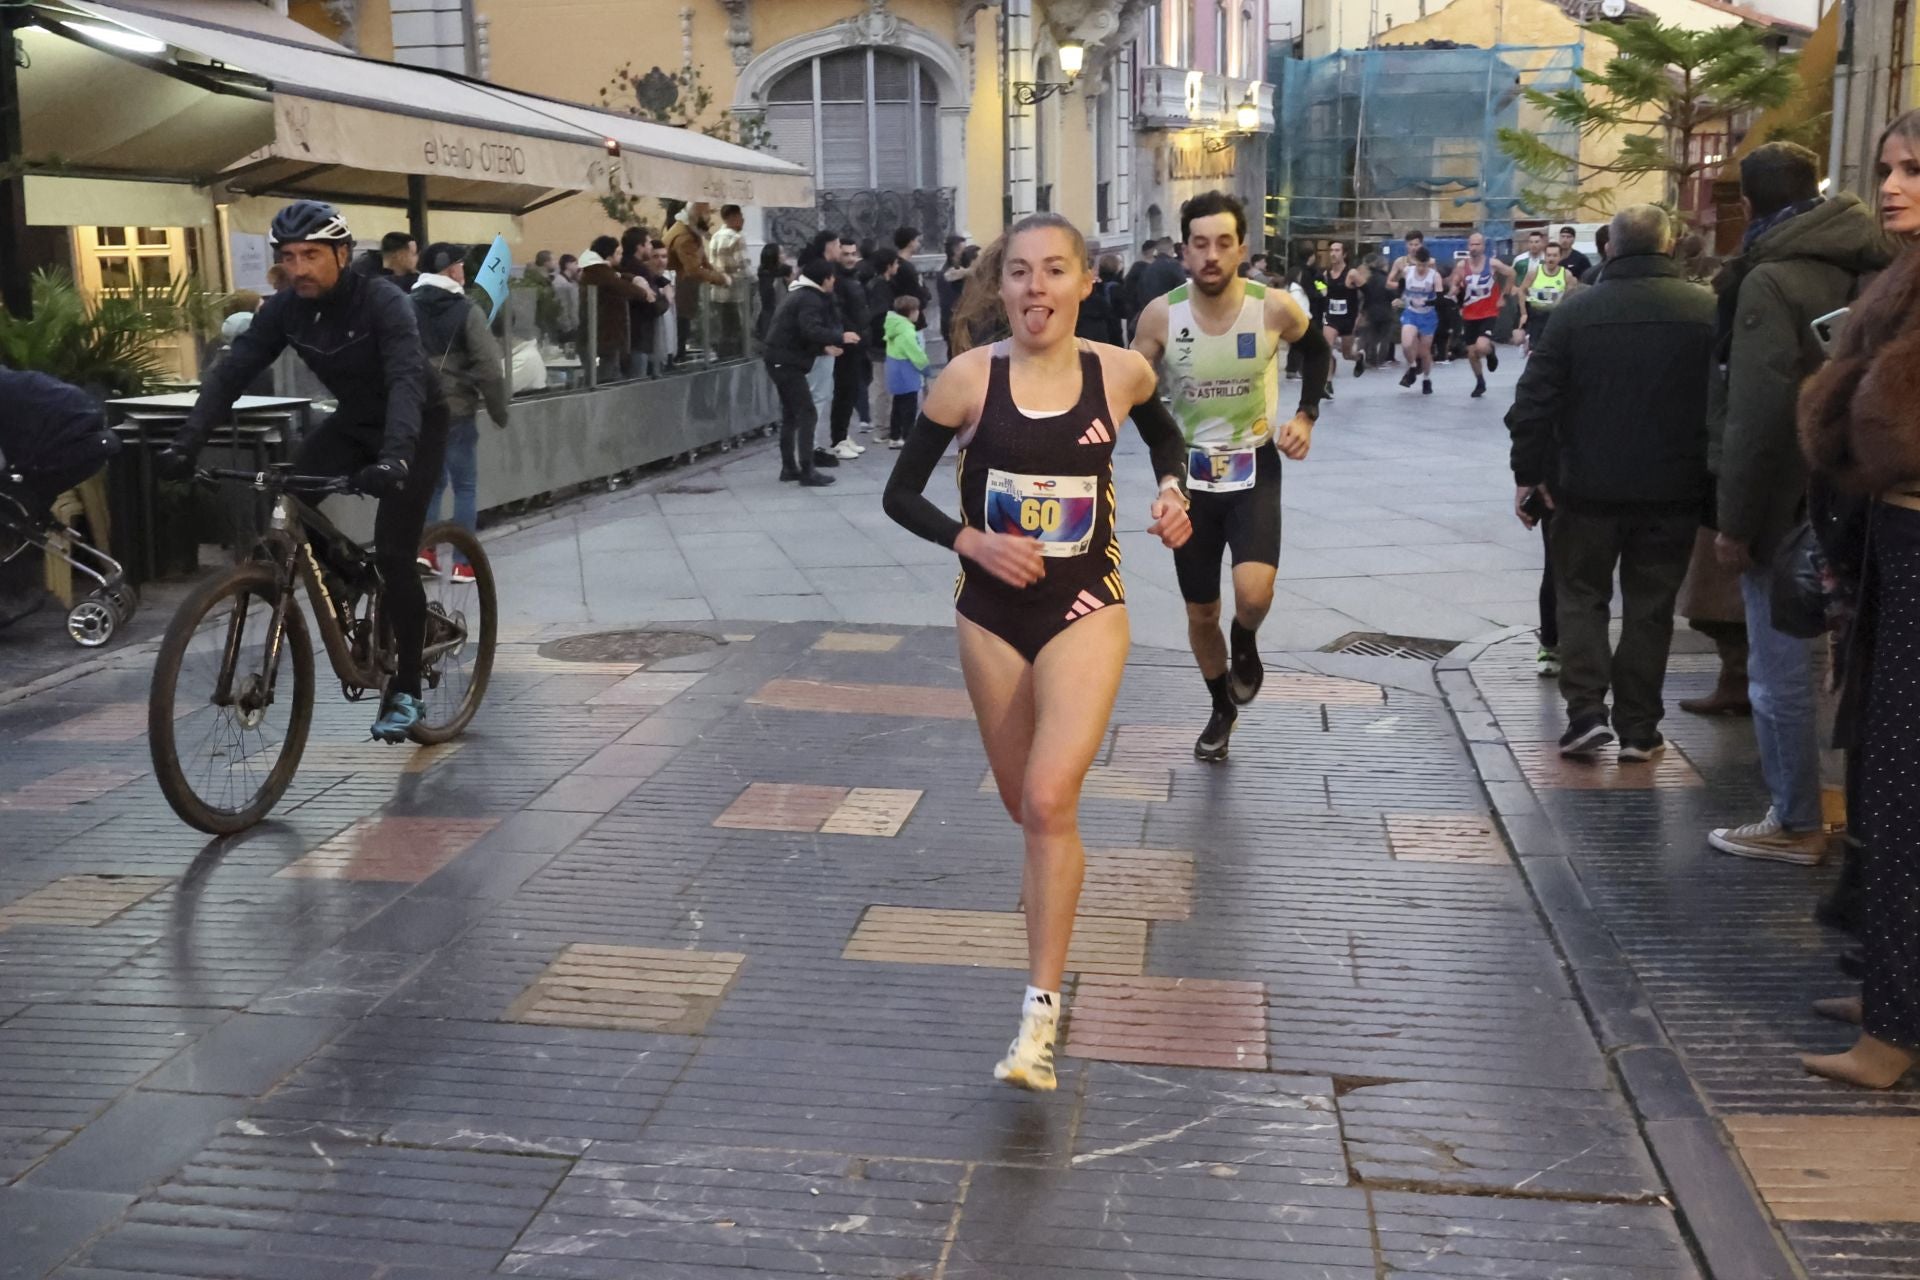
[
  {"left": 1469, "top": 630, "right": 1920, "bottom": 1278},
  {"left": 0, "top": 620, "right": 1710, "bottom": 1277}
]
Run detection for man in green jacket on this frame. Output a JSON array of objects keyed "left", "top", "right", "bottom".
[{"left": 1707, "top": 142, "right": 1896, "bottom": 865}]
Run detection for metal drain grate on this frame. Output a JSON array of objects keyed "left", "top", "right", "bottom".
[
  {"left": 659, "top": 483, "right": 724, "bottom": 495},
  {"left": 1321, "top": 632, "right": 1459, "bottom": 661},
  {"left": 538, "top": 629, "right": 723, "bottom": 665}
]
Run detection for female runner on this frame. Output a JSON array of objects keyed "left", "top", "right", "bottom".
[{"left": 883, "top": 213, "right": 1193, "bottom": 1091}]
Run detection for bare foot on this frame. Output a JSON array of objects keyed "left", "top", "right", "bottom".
[
  {"left": 1802, "top": 1033, "right": 1918, "bottom": 1089},
  {"left": 1812, "top": 995, "right": 1863, "bottom": 1026}
]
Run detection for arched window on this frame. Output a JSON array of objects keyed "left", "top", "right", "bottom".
[{"left": 763, "top": 49, "right": 941, "bottom": 191}]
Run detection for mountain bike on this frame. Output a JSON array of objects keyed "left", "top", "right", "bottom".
[{"left": 148, "top": 466, "right": 497, "bottom": 834}]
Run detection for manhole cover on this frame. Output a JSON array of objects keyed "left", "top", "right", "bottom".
[
  {"left": 1320, "top": 632, "right": 1458, "bottom": 661},
  {"left": 537, "top": 629, "right": 723, "bottom": 665}
]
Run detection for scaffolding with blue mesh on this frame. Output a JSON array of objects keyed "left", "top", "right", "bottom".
[{"left": 1267, "top": 42, "right": 1585, "bottom": 249}]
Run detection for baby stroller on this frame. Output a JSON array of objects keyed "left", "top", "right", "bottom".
[{"left": 0, "top": 368, "right": 135, "bottom": 647}]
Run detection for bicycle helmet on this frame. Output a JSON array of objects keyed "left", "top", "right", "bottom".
[{"left": 268, "top": 200, "right": 352, "bottom": 249}]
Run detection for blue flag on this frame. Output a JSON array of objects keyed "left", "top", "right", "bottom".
[{"left": 474, "top": 235, "right": 511, "bottom": 323}]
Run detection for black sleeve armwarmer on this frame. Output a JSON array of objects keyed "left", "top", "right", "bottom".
[
  {"left": 1129, "top": 394, "right": 1188, "bottom": 489},
  {"left": 882, "top": 413, "right": 964, "bottom": 550},
  {"left": 1293, "top": 320, "right": 1332, "bottom": 416}
]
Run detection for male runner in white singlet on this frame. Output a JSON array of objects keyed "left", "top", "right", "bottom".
[{"left": 1133, "top": 190, "right": 1331, "bottom": 761}]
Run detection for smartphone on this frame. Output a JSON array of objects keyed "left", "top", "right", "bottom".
[
  {"left": 1520, "top": 488, "right": 1550, "bottom": 523},
  {"left": 1811, "top": 307, "right": 1850, "bottom": 357}
]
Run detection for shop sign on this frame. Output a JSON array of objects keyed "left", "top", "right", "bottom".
[{"left": 1168, "top": 139, "right": 1238, "bottom": 182}]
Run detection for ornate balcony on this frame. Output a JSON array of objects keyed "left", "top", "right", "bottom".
[{"left": 1135, "top": 66, "right": 1275, "bottom": 133}]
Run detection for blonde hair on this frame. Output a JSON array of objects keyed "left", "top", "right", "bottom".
[{"left": 949, "top": 212, "right": 1089, "bottom": 355}]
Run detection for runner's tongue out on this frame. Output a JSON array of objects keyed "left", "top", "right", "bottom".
[{"left": 1022, "top": 306, "right": 1051, "bottom": 336}]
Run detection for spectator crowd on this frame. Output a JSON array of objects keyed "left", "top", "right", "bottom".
[{"left": 1504, "top": 113, "right": 1920, "bottom": 1091}]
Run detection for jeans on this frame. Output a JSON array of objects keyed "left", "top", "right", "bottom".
[
  {"left": 1742, "top": 565, "right": 1823, "bottom": 831},
  {"left": 429, "top": 415, "right": 479, "bottom": 566},
  {"left": 890, "top": 390, "right": 919, "bottom": 442},
  {"left": 1552, "top": 507, "right": 1696, "bottom": 741},
  {"left": 807, "top": 355, "right": 834, "bottom": 449},
  {"left": 830, "top": 352, "right": 864, "bottom": 445},
  {"left": 771, "top": 364, "right": 818, "bottom": 475}
]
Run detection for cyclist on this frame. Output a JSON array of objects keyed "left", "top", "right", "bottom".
[{"left": 157, "top": 200, "right": 448, "bottom": 743}]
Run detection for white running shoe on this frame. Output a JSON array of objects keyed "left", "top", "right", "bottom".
[
  {"left": 993, "top": 1008, "right": 1058, "bottom": 1092},
  {"left": 830, "top": 439, "right": 861, "bottom": 460}
]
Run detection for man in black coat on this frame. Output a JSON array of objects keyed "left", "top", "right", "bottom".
[
  {"left": 763, "top": 258, "right": 848, "bottom": 487},
  {"left": 827, "top": 234, "right": 871, "bottom": 457},
  {"left": 1506, "top": 205, "right": 1715, "bottom": 762}
]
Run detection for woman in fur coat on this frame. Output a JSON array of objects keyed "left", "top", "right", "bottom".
[{"left": 1797, "top": 108, "right": 1920, "bottom": 1088}]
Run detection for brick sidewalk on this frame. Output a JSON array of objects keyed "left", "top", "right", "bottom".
[
  {"left": 1462, "top": 631, "right": 1920, "bottom": 1280},
  {"left": 0, "top": 622, "right": 1705, "bottom": 1278}
]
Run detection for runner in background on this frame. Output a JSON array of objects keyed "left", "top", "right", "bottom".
[
  {"left": 1518, "top": 241, "right": 1571, "bottom": 353},
  {"left": 1322, "top": 241, "right": 1364, "bottom": 378},
  {"left": 1391, "top": 246, "right": 1442, "bottom": 395},
  {"left": 1450, "top": 231, "right": 1513, "bottom": 398},
  {"left": 1134, "top": 190, "right": 1328, "bottom": 763}
]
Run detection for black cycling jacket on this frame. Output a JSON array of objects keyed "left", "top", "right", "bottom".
[{"left": 180, "top": 269, "right": 438, "bottom": 463}]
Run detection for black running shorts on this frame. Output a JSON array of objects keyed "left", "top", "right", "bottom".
[
  {"left": 1462, "top": 316, "right": 1497, "bottom": 345},
  {"left": 1173, "top": 443, "right": 1283, "bottom": 605}
]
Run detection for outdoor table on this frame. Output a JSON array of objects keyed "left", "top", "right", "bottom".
[{"left": 105, "top": 395, "right": 313, "bottom": 583}]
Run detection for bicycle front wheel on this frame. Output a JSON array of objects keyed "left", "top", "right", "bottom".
[
  {"left": 149, "top": 564, "right": 315, "bottom": 834},
  {"left": 412, "top": 521, "right": 497, "bottom": 744}
]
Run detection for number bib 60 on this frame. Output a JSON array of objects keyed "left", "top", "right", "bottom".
[{"left": 985, "top": 471, "right": 1097, "bottom": 558}]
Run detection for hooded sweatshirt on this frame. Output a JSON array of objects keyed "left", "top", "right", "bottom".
[
  {"left": 1711, "top": 193, "right": 1897, "bottom": 556},
  {"left": 411, "top": 273, "right": 510, "bottom": 426}
]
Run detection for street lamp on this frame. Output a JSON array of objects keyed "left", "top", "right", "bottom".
[
  {"left": 1234, "top": 92, "right": 1260, "bottom": 132},
  {"left": 1015, "top": 40, "right": 1084, "bottom": 104}
]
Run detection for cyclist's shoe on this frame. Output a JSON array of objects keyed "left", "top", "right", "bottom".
[
  {"left": 370, "top": 693, "right": 424, "bottom": 744},
  {"left": 417, "top": 547, "right": 440, "bottom": 575},
  {"left": 450, "top": 562, "right": 476, "bottom": 585}
]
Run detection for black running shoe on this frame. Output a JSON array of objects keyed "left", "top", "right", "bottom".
[
  {"left": 1353, "top": 353, "right": 1366, "bottom": 377},
  {"left": 1399, "top": 368, "right": 1417, "bottom": 388},
  {"left": 1487, "top": 351, "right": 1500, "bottom": 373},
  {"left": 1194, "top": 708, "right": 1236, "bottom": 762},
  {"left": 1422, "top": 378, "right": 1433, "bottom": 395},
  {"left": 1229, "top": 637, "right": 1264, "bottom": 706},
  {"left": 1472, "top": 379, "right": 1487, "bottom": 398},
  {"left": 1558, "top": 714, "right": 1614, "bottom": 758}
]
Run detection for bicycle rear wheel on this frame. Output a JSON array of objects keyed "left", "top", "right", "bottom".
[
  {"left": 149, "top": 564, "right": 314, "bottom": 834},
  {"left": 411, "top": 521, "right": 496, "bottom": 744}
]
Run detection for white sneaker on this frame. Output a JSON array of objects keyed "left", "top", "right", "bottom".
[
  {"left": 830, "top": 440, "right": 860, "bottom": 460},
  {"left": 1709, "top": 808, "right": 1827, "bottom": 865},
  {"left": 993, "top": 1008, "right": 1058, "bottom": 1092}
]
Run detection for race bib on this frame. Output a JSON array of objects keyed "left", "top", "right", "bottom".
[
  {"left": 1328, "top": 298, "right": 1349, "bottom": 317},
  {"left": 1534, "top": 287, "right": 1562, "bottom": 305},
  {"left": 985, "top": 471, "right": 1097, "bottom": 557},
  {"left": 1188, "top": 446, "right": 1257, "bottom": 494}
]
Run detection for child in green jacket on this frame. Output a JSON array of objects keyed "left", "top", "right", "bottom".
[{"left": 882, "top": 296, "right": 930, "bottom": 448}]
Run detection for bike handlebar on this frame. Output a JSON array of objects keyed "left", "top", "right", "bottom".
[{"left": 196, "top": 467, "right": 358, "bottom": 496}]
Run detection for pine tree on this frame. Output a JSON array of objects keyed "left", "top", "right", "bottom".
[{"left": 1498, "top": 18, "right": 1798, "bottom": 218}]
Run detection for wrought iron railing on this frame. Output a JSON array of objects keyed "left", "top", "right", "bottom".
[{"left": 765, "top": 188, "right": 957, "bottom": 254}]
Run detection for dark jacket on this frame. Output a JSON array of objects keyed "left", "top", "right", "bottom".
[
  {"left": 834, "top": 274, "right": 869, "bottom": 362},
  {"left": 576, "top": 252, "right": 651, "bottom": 360},
  {"left": 1121, "top": 259, "right": 1152, "bottom": 321},
  {"left": 622, "top": 263, "right": 670, "bottom": 354},
  {"left": 0, "top": 369, "right": 115, "bottom": 478},
  {"left": 1505, "top": 253, "right": 1715, "bottom": 511},
  {"left": 762, "top": 281, "right": 844, "bottom": 373},
  {"left": 184, "top": 269, "right": 435, "bottom": 464},
  {"left": 411, "top": 275, "right": 509, "bottom": 425},
  {"left": 864, "top": 274, "right": 895, "bottom": 351},
  {"left": 1711, "top": 194, "right": 1896, "bottom": 557},
  {"left": 1075, "top": 277, "right": 1124, "bottom": 347},
  {"left": 1138, "top": 255, "right": 1186, "bottom": 307},
  {"left": 893, "top": 257, "right": 930, "bottom": 308}
]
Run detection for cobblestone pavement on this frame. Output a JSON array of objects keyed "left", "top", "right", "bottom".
[
  {"left": 1461, "top": 632, "right": 1920, "bottom": 1280},
  {"left": 0, "top": 361, "right": 1792, "bottom": 1277}
]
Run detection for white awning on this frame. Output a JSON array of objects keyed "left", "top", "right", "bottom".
[{"left": 20, "top": 0, "right": 813, "bottom": 213}]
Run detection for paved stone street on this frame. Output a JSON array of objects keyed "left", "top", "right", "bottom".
[{"left": 0, "top": 362, "right": 1901, "bottom": 1278}]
